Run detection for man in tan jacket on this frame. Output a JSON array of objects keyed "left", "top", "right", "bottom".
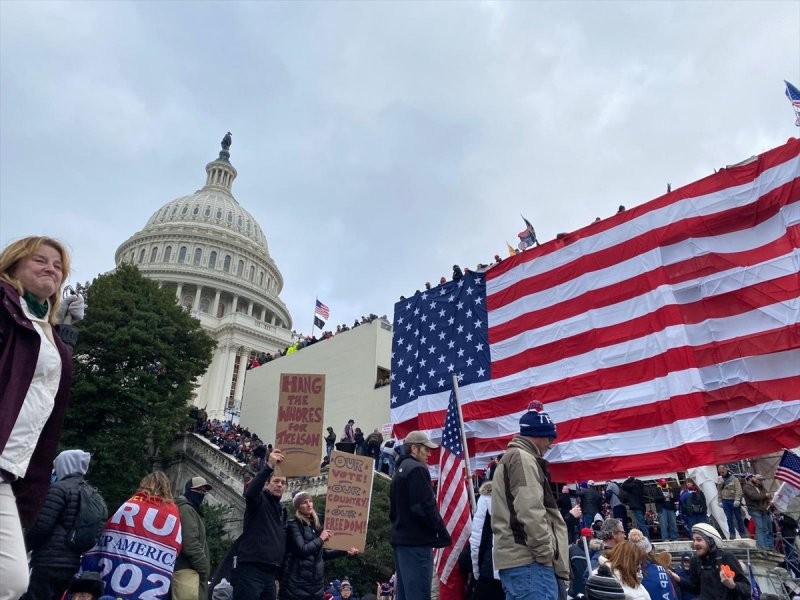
[
  {"left": 491, "top": 400, "right": 578, "bottom": 600},
  {"left": 742, "top": 473, "right": 773, "bottom": 549}
]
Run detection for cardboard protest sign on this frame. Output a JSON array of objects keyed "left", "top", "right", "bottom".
[
  {"left": 274, "top": 373, "right": 325, "bottom": 477},
  {"left": 323, "top": 451, "right": 374, "bottom": 552}
]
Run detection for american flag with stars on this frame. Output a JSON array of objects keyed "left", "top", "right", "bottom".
[
  {"left": 775, "top": 450, "right": 800, "bottom": 490},
  {"left": 391, "top": 273, "right": 491, "bottom": 469},
  {"left": 315, "top": 299, "right": 330, "bottom": 320},
  {"left": 435, "top": 390, "right": 472, "bottom": 586},
  {"left": 786, "top": 80, "right": 800, "bottom": 126},
  {"left": 391, "top": 137, "right": 800, "bottom": 482}
]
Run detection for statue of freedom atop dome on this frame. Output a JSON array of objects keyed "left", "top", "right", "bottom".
[{"left": 221, "top": 131, "right": 232, "bottom": 150}]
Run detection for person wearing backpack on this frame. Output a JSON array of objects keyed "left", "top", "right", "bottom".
[
  {"left": 23, "top": 449, "right": 98, "bottom": 600},
  {"left": 679, "top": 478, "right": 708, "bottom": 534}
]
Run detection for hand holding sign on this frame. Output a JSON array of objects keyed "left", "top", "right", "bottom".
[
  {"left": 268, "top": 449, "right": 285, "bottom": 469},
  {"left": 275, "top": 374, "right": 326, "bottom": 477},
  {"left": 323, "top": 451, "right": 374, "bottom": 552}
]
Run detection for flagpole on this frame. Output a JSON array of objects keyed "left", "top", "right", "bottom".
[
  {"left": 451, "top": 374, "right": 477, "bottom": 513},
  {"left": 311, "top": 297, "right": 317, "bottom": 336}
]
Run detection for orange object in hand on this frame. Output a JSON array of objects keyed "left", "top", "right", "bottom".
[{"left": 720, "top": 564, "right": 734, "bottom": 578}]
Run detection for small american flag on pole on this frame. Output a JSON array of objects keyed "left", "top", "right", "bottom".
[
  {"left": 786, "top": 80, "right": 800, "bottom": 127},
  {"left": 315, "top": 299, "right": 330, "bottom": 320},
  {"left": 435, "top": 390, "right": 471, "bottom": 586},
  {"left": 775, "top": 449, "right": 800, "bottom": 490}
]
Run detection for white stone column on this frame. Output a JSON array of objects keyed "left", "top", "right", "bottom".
[
  {"left": 231, "top": 295, "right": 239, "bottom": 313},
  {"left": 271, "top": 314, "right": 277, "bottom": 325},
  {"left": 247, "top": 301, "right": 254, "bottom": 316},
  {"left": 192, "top": 286, "right": 203, "bottom": 312},
  {"left": 175, "top": 283, "right": 183, "bottom": 303},
  {"left": 218, "top": 345, "right": 237, "bottom": 418},
  {"left": 212, "top": 289, "right": 221, "bottom": 317},
  {"left": 260, "top": 307, "right": 266, "bottom": 321},
  {"left": 233, "top": 351, "right": 249, "bottom": 409}
]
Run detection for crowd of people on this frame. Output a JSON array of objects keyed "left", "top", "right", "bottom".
[
  {"left": 458, "top": 401, "right": 798, "bottom": 600},
  {"left": 246, "top": 315, "right": 389, "bottom": 371},
  {"left": 191, "top": 415, "right": 267, "bottom": 468}
]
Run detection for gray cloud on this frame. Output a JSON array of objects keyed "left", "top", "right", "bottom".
[{"left": 2, "top": 1, "right": 798, "bottom": 330}]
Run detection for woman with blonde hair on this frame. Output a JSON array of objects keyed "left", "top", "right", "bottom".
[
  {"left": 598, "top": 540, "right": 652, "bottom": 599},
  {"left": 0, "top": 236, "right": 73, "bottom": 600},
  {"left": 280, "top": 491, "right": 358, "bottom": 600},
  {"left": 628, "top": 528, "right": 679, "bottom": 600},
  {"left": 78, "top": 472, "right": 182, "bottom": 599},
  {"left": 137, "top": 470, "right": 176, "bottom": 504}
]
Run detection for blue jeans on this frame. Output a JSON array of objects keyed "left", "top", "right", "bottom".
[
  {"left": 659, "top": 509, "right": 678, "bottom": 540},
  {"left": 232, "top": 562, "right": 278, "bottom": 600},
  {"left": 393, "top": 545, "right": 433, "bottom": 600},
  {"left": 499, "top": 562, "right": 559, "bottom": 600},
  {"left": 721, "top": 499, "right": 746, "bottom": 538},
  {"left": 632, "top": 509, "right": 648, "bottom": 533},
  {"left": 682, "top": 513, "right": 707, "bottom": 535},
  {"left": 382, "top": 454, "right": 395, "bottom": 476},
  {"left": 612, "top": 504, "right": 628, "bottom": 531},
  {"left": 751, "top": 512, "right": 773, "bottom": 549}
]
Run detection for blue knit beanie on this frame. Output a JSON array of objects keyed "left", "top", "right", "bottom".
[{"left": 519, "top": 400, "right": 557, "bottom": 438}]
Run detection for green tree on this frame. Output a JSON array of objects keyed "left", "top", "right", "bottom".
[
  {"left": 61, "top": 263, "right": 215, "bottom": 509},
  {"left": 200, "top": 502, "right": 235, "bottom": 574}
]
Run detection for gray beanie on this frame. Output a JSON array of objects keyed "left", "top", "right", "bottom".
[{"left": 293, "top": 491, "right": 312, "bottom": 509}]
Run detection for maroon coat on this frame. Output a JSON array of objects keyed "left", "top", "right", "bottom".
[{"left": 0, "top": 280, "right": 73, "bottom": 527}]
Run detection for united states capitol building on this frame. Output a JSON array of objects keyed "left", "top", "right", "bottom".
[{"left": 115, "top": 135, "right": 295, "bottom": 419}]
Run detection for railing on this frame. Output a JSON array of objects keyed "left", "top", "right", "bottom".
[{"left": 180, "top": 433, "right": 249, "bottom": 494}]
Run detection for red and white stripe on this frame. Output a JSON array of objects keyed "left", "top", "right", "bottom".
[
  {"left": 392, "top": 138, "right": 800, "bottom": 482},
  {"left": 435, "top": 446, "right": 471, "bottom": 583}
]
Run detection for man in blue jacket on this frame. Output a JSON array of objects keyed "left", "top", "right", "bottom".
[
  {"left": 389, "top": 431, "right": 451, "bottom": 600},
  {"left": 232, "top": 449, "right": 286, "bottom": 600}
]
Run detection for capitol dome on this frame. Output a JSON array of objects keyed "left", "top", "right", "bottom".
[{"left": 115, "top": 134, "right": 294, "bottom": 419}]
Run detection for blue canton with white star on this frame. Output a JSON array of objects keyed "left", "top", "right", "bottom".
[
  {"left": 441, "top": 391, "right": 464, "bottom": 456},
  {"left": 391, "top": 273, "right": 490, "bottom": 408}
]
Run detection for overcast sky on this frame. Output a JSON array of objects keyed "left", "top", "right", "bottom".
[{"left": 1, "top": 1, "right": 798, "bottom": 333}]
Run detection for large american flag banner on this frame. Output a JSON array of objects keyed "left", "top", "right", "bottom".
[
  {"left": 435, "top": 390, "right": 472, "bottom": 585},
  {"left": 390, "top": 138, "right": 800, "bottom": 482}
]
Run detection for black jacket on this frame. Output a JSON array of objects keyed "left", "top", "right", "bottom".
[
  {"left": 390, "top": 455, "right": 450, "bottom": 547},
  {"left": 654, "top": 485, "right": 678, "bottom": 512},
  {"left": 25, "top": 474, "right": 83, "bottom": 570},
  {"left": 621, "top": 477, "right": 647, "bottom": 511},
  {"left": 578, "top": 486, "right": 603, "bottom": 517},
  {"left": 235, "top": 465, "right": 287, "bottom": 567},
  {"left": 279, "top": 516, "right": 346, "bottom": 600},
  {"left": 556, "top": 492, "right": 573, "bottom": 519},
  {"left": 678, "top": 547, "right": 751, "bottom": 600}
]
